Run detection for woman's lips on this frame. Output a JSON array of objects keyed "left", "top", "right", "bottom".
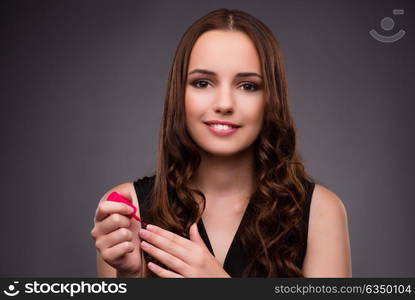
[{"left": 205, "top": 123, "right": 239, "bottom": 136}]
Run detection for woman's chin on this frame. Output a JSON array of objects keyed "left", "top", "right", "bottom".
[{"left": 200, "top": 145, "right": 250, "bottom": 158}]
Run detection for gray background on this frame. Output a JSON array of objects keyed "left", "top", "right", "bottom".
[{"left": 1, "top": 0, "right": 414, "bottom": 277}]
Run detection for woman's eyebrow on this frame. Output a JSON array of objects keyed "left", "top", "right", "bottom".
[{"left": 188, "top": 68, "right": 263, "bottom": 79}]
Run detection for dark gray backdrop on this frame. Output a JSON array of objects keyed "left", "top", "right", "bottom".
[{"left": 1, "top": 0, "right": 414, "bottom": 277}]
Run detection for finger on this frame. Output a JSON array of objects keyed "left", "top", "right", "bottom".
[
  {"left": 96, "top": 227, "right": 134, "bottom": 250},
  {"left": 189, "top": 223, "right": 205, "bottom": 245},
  {"left": 139, "top": 228, "right": 191, "bottom": 264},
  {"left": 101, "top": 241, "right": 136, "bottom": 262},
  {"left": 146, "top": 224, "right": 194, "bottom": 250},
  {"left": 94, "top": 213, "right": 131, "bottom": 237},
  {"left": 140, "top": 240, "right": 187, "bottom": 275},
  {"left": 147, "top": 262, "right": 184, "bottom": 278},
  {"left": 95, "top": 201, "right": 134, "bottom": 222}
]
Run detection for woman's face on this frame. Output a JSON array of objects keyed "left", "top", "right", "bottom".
[{"left": 185, "top": 30, "right": 265, "bottom": 157}]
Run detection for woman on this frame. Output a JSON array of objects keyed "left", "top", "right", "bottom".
[{"left": 90, "top": 8, "right": 352, "bottom": 278}]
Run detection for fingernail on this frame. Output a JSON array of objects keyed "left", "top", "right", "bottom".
[{"left": 139, "top": 229, "right": 149, "bottom": 237}]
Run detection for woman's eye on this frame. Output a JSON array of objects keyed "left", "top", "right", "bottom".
[
  {"left": 190, "top": 80, "right": 260, "bottom": 91},
  {"left": 191, "top": 80, "right": 210, "bottom": 89},
  {"left": 240, "top": 82, "right": 260, "bottom": 92}
]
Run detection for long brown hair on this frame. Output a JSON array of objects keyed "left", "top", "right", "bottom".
[{"left": 142, "top": 8, "right": 315, "bottom": 277}]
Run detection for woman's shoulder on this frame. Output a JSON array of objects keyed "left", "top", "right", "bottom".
[
  {"left": 302, "top": 183, "right": 352, "bottom": 276},
  {"left": 102, "top": 174, "right": 156, "bottom": 208},
  {"left": 99, "top": 182, "right": 140, "bottom": 212},
  {"left": 310, "top": 183, "right": 347, "bottom": 219}
]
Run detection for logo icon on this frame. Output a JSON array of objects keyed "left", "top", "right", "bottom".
[
  {"left": 3, "top": 281, "right": 20, "bottom": 297},
  {"left": 369, "top": 9, "right": 406, "bottom": 43}
]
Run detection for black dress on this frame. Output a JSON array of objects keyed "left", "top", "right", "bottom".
[{"left": 133, "top": 175, "right": 315, "bottom": 277}]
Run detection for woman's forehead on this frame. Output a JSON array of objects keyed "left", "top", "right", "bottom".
[{"left": 188, "top": 30, "right": 262, "bottom": 76}]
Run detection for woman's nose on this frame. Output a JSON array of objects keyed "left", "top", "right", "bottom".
[{"left": 213, "top": 86, "right": 234, "bottom": 114}]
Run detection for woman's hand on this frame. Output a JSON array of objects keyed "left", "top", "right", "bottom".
[
  {"left": 139, "top": 223, "right": 231, "bottom": 278},
  {"left": 91, "top": 191, "right": 143, "bottom": 277}
]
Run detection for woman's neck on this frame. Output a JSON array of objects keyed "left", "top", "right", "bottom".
[{"left": 191, "top": 147, "right": 255, "bottom": 208}]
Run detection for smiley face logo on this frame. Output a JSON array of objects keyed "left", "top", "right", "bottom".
[
  {"left": 369, "top": 9, "right": 406, "bottom": 43},
  {"left": 3, "top": 281, "right": 20, "bottom": 297}
]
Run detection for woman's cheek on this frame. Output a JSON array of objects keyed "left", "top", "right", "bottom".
[
  {"left": 185, "top": 94, "right": 212, "bottom": 121},
  {"left": 185, "top": 97, "right": 205, "bottom": 140}
]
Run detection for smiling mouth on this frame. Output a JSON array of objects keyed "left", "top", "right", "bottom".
[
  {"left": 206, "top": 123, "right": 236, "bottom": 130},
  {"left": 204, "top": 123, "right": 240, "bottom": 136}
]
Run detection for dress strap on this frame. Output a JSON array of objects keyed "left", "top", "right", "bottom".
[{"left": 133, "top": 175, "right": 155, "bottom": 225}]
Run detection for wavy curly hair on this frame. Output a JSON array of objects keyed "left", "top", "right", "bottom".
[{"left": 142, "top": 8, "right": 315, "bottom": 277}]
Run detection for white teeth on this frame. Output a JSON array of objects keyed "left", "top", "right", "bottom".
[{"left": 210, "top": 124, "right": 233, "bottom": 130}]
